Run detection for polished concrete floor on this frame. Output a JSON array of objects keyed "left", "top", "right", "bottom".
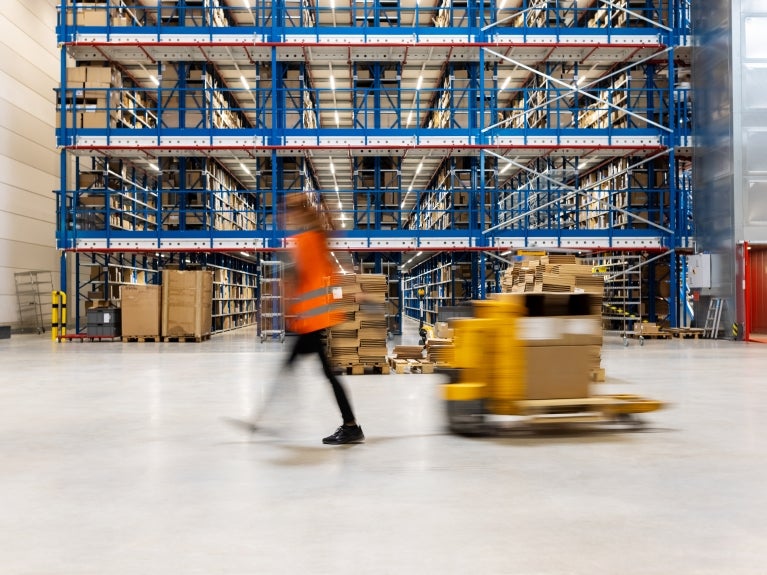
[{"left": 1, "top": 322, "right": 766, "bottom": 574}]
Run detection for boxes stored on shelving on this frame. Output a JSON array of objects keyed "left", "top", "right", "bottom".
[
  {"left": 161, "top": 270, "right": 213, "bottom": 338},
  {"left": 121, "top": 284, "right": 161, "bottom": 337}
]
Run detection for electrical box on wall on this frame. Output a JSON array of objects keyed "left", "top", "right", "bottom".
[{"left": 687, "top": 254, "right": 712, "bottom": 288}]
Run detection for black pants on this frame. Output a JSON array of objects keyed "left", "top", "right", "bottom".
[{"left": 285, "top": 330, "right": 356, "bottom": 425}]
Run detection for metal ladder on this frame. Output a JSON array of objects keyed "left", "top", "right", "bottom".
[{"left": 703, "top": 297, "right": 724, "bottom": 339}]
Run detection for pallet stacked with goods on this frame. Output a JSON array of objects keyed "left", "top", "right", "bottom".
[
  {"left": 499, "top": 254, "right": 605, "bottom": 380},
  {"left": 327, "top": 274, "right": 390, "bottom": 374}
]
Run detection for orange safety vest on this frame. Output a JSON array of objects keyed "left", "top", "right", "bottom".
[{"left": 287, "top": 229, "right": 343, "bottom": 334}]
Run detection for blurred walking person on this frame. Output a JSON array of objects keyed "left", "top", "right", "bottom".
[{"left": 283, "top": 200, "right": 364, "bottom": 445}]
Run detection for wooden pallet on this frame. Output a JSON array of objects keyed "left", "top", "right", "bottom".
[
  {"left": 122, "top": 336, "right": 161, "bottom": 343},
  {"left": 333, "top": 362, "right": 390, "bottom": 375},
  {"left": 162, "top": 334, "right": 211, "bottom": 343},
  {"left": 590, "top": 367, "right": 606, "bottom": 382},
  {"left": 667, "top": 328, "right": 705, "bottom": 340},
  {"left": 628, "top": 331, "right": 670, "bottom": 340},
  {"left": 388, "top": 357, "right": 435, "bottom": 374}
]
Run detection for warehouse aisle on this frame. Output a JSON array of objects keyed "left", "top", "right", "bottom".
[{"left": 1, "top": 327, "right": 766, "bottom": 574}]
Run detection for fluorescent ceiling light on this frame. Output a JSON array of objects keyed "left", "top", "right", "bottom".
[
  {"left": 240, "top": 75, "right": 249, "bottom": 90},
  {"left": 416, "top": 162, "right": 423, "bottom": 175},
  {"left": 239, "top": 162, "right": 251, "bottom": 175},
  {"left": 148, "top": 162, "right": 160, "bottom": 172},
  {"left": 329, "top": 161, "right": 335, "bottom": 175},
  {"left": 416, "top": 75, "right": 423, "bottom": 90},
  {"left": 150, "top": 75, "right": 159, "bottom": 86},
  {"left": 500, "top": 76, "right": 511, "bottom": 91},
  {"left": 329, "top": 75, "right": 336, "bottom": 90},
  {"left": 416, "top": 251, "right": 423, "bottom": 256},
  {"left": 334, "top": 111, "right": 340, "bottom": 127},
  {"left": 501, "top": 162, "right": 512, "bottom": 174}
]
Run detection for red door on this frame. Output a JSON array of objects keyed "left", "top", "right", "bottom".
[{"left": 748, "top": 246, "right": 767, "bottom": 339}]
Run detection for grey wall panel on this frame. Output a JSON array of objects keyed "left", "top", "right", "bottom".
[
  {"left": 743, "top": 65, "right": 767, "bottom": 109},
  {"left": 692, "top": 0, "right": 737, "bottom": 325}
]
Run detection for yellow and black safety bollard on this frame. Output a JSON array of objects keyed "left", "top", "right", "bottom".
[{"left": 51, "top": 291, "right": 67, "bottom": 341}]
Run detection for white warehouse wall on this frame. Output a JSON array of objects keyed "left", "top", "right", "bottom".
[{"left": 0, "top": 1, "right": 61, "bottom": 329}]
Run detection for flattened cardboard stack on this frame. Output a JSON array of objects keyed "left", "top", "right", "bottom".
[
  {"left": 161, "top": 270, "right": 214, "bottom": 339},
  {"left": 501, "top": 255, "right": 606, "bottom": 383},
  {"left": 327, "top": 274, "right": 388, "bottom": 368},
  {"left": 357, "top": 274, "right": 388, "bottom": 365}
]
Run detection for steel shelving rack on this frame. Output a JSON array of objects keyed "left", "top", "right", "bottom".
[{"left": 56, "top": 0, "right": 693, "bottom": 331}]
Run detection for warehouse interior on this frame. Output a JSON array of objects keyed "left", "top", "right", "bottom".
[{"left": 2, "top": 0, "right": 767, "bottom": 573}]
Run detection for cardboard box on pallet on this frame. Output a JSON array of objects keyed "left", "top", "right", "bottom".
[
  {"left": 161, "top": 270, "right": 213, "bottom": 338},
  {"left": 488, "top": 292, "right": 603, "bottom": 400},
  {"left": 121, "top": 284, "right": 161, "bottom": 337},
  {"left": 524, "top": 345, "right": 591, "bottom": 400}
]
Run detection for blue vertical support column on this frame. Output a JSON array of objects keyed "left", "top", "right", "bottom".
[{"left": 668, "top": 146, "right": 679, "bottom": 327}]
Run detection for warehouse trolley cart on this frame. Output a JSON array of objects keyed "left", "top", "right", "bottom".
[
  {"left": 14, "top": 270, "right": 54, "bottom": 334},
  {"left": 441, "top": 293, "right": 664, "bottom": 435}
]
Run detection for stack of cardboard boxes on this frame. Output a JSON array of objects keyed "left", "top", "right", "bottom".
[
  {"left": 500, "top": 255, "right": 605, "bottom": 382},
  {"left": 106, "top": 270, "right": 213, "bottom": 341},
  {"left": 512, "top": 293, "right": 603, "bottom": 399},
  {"left": 59, "top": 65, "right": 122, "bottom": 130},
  {"left": 326, "top": 274, "right": 388, "bottom": 368}
]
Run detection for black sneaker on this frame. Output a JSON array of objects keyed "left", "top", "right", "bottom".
[{"left": 322, "top": 425, "right": 365, "bottom": 445}]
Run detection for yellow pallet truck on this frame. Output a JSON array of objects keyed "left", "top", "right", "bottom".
[{"left": 441, "top": 295, "right": 664, "bottom": 435}]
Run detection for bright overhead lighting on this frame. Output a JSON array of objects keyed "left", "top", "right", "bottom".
[
  {"left": 329, "top": 161, "right": 335, "bottom": 175},
  {"left": 239, "top": 162, "right": 251, "bottom": 175},
  {"left": 416, "top": 251, "right": 423, "bottom": 256},
  {"left": 500, "top": 76, "right": 511, "bottom": 91},
  {"left": 500, "top": 162, "right": 512, "bottom": 174},
  {"left": 408, "top": 185, "right": 413, "bottom": 192},
  {"left": 240, "top": 75, "right": 249, "bottom": 90},
  {"left": 401, "top": 201, "right": 406, "bottom": 208},
  {"left": 329, "top": 75, "right": 336, "bottom": 90},
  {"left": 341, "top": 222, "right": 346, "bottom": 228},
  {"left": 338, "top": 201, "right": 342, "bottom": 208},
  {"left": 334, "top": 185, "right": 339, "bottom": 192},
  {"left": 416, "top": 75, "right": 423, "bottom": 90},
  {"left": 334, "top": 110, "right": 340, "bottom": 127},
  {"left": 416, "top": 162, "right": 423, "bottom": 175},
  {"left": 150, "top": 75, "right": 159, "bottom": 86},
  {"left": 148, "top": 162, "right": 160, "bottom": 172},
  {"left": 330, "top": 0, "right": 335, "bottom": 10},
  {"left": 406, "top": 111, "right": 413, "bottom": 127},
  {"left": 242, "top": 0, "right": 251, "bottom": 9}
]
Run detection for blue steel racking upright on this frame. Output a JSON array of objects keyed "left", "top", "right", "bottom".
[{"left": 56, "top": 0, "right": 693, "bottom": 331}]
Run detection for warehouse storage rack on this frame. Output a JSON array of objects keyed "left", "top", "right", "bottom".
[{"left": 56, "top": 0, "right": 693, "bottom": 331}]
